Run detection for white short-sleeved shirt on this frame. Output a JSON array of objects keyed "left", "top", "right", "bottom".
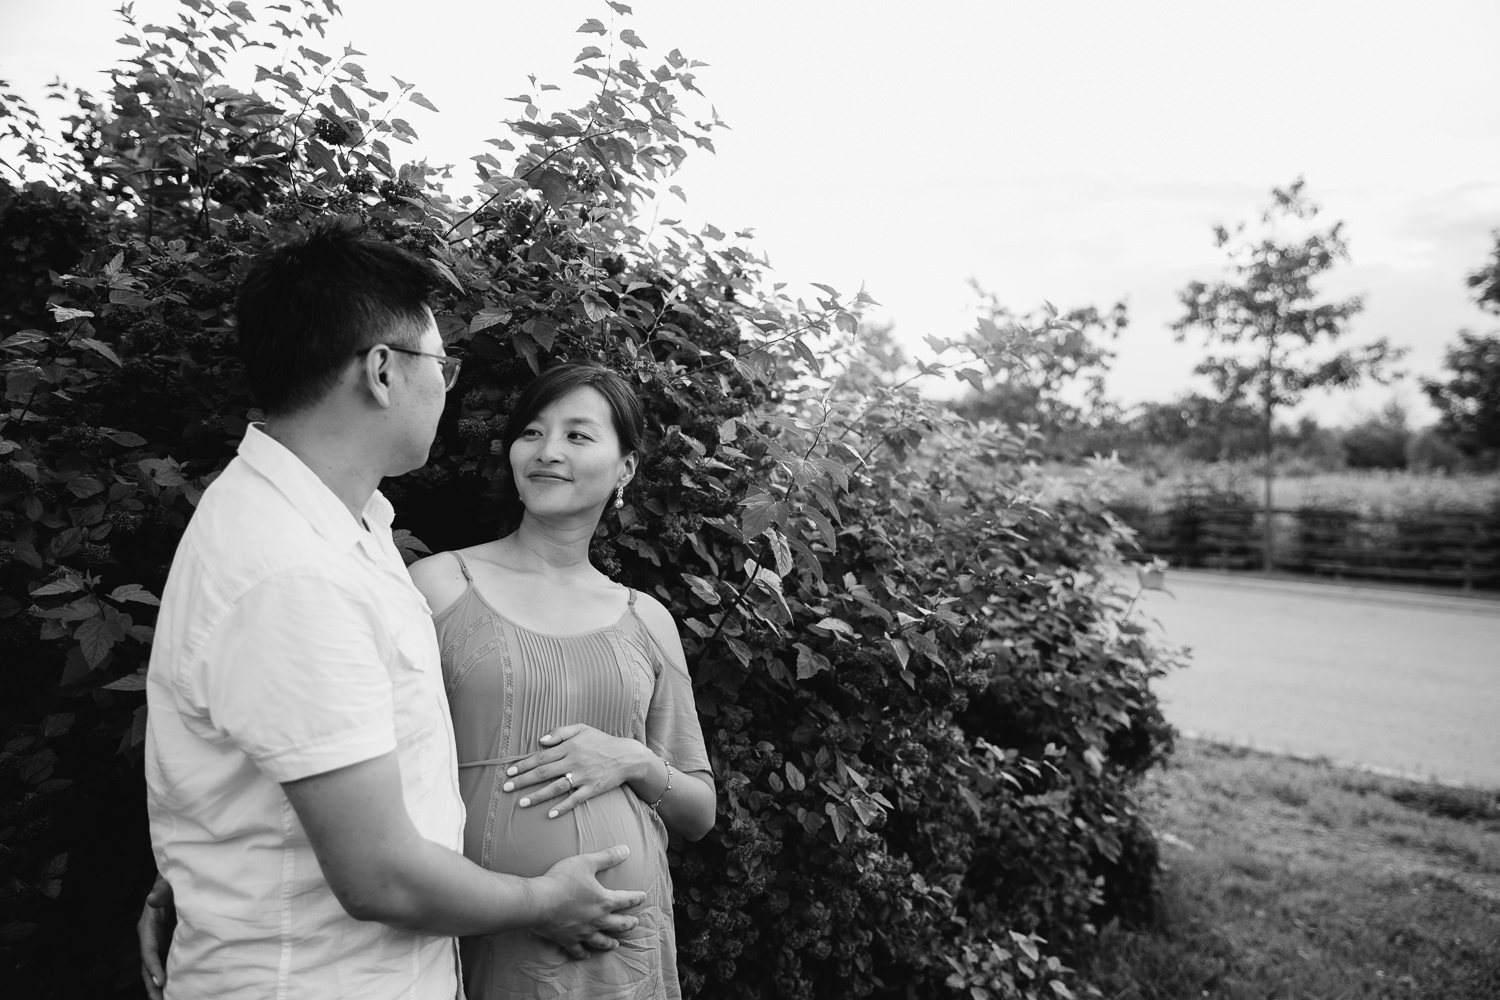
[{"left": 145, "top": 425, "right": 465, "bottom": 1000}]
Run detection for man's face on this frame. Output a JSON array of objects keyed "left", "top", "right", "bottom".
[{"left": 388, "top": 307, "right": 448, "bottom": 476}]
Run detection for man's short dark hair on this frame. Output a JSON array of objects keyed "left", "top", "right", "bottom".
[{"left": 235, "top": 218, "right": 437, "bottom": 414}]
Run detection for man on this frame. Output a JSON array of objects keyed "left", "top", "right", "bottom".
[{"left": 139, "top": 220, "right": 642, "bottom": 999}]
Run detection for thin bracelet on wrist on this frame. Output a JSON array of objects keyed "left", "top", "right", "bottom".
[{"left": 651, "top": 759, "right": 674, "bottom": 810}]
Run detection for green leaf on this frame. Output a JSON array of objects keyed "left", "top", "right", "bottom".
[
  {"left": 812, "top": 617, "right": 854, "bottom": 636},
  {"left": 102, "top": 672, "right": 147, "bottom": 692},
  {"left": 681, "top": 573, "right": 720, "bottom": 606},
  {"left": 1, "top": 329, "right": 49, "bottom": 349},
  {"left": 577, "top": 18, "right": 607, "bottom": 34},
  {"left": 958, "top": 784, "right": 983, "bottom": 821},
  {"left": 107, "top": 289, "right": 150, "bottom": 308},
  {"left": 954, "top": 367, "right": 986, "bottom": 392},
  {"left": 108, "top": 584, "right": 160, "bottom": 606},
  {"left": 67, "top": 476, "right": 104, "bottom": 499},
  {"left": 123, "top": 704, "right": 148, "bottom": 750},
  {"left": 233, "top": 103, "right": 284, "bottom": 118},
  {"left": 1009, "top": 931, "right": 1041, "bottom": 963},
  {"left": 391, "top": 529, "right": 431, "bottom": 566},
  {"left": 794, "top": 642, "right": 829, "bottom": 680},
  {"left": 75, "top": 615, "right": 125, "bottom": 668},
  {"left": 520, "top": 317, "right": 558, "bottom": 352},
  {"left": 101, "top": 428, "right": 147, "bottom": 447},
  {"left": 767, "top": 528, "right": 793, "bottom": 577},
  {"left": 30, "top": 576, "right": 84, "bottom": 598},
  {"left": 468, "top": 307, "right": 512, "bottom": 334},
  {"left": 139, "top": 458, "right": 186, "bottom": 488},
  {"left": 21, "top": 749, "right": 57, "bottom": 785},
  {"left": 510, "top": 331, "right": 540, "bottom": 374},
  {"left": 328, "top": 84, "right": 359, "bottom": 119},
  {"left": 409, "top": 92, "right": 439, "bottom": 113},
  {"left": 849, "top": 797, "right": 881, "bottom": 826},
  {"left": 826, "top": 803, "right": 849, "bottom": 842},
  {"left": 785, "top": 761, "right": 806, "bottom": 790},
  {"left": 575, "top": 46, "right": 604, "bottom": 62},
  {"left": 620, "top": 28, "right": 646, "bottom": 48},
  {"left": 724, "top": 636, "right": 752, "bottom": 666},
  {"left": 532, "top": 167, "right": 570, "bottom": 208},
  {"left": 49, "top": 306, "right": 94, "bottom": 324},
  {"left": 581, "top": 291, "right": 613, "bottom": 322},
  {"left": 428, "top": 259, "right": 464, "bottom": 293},
  {"left": 739, "top": 493, "right": 786, "bottom": 540}
]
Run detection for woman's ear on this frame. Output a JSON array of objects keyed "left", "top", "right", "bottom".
[{"left": 620, "top": 451, "right": 639, "bottom": 484}]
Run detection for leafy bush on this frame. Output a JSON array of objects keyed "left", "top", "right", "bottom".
[
  {"left": 1341, "top": 403, "right": 1410, "bottom": 470},
  {"left": 1405, "top": 429, "right": 1464, "bottom": 474},
  {"left": 0, "top": 4, "right": 1178, "bottom": 997}
]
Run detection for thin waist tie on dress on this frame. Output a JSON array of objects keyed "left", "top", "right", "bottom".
[{"left": 457, "top": 752, "right": 529, "bottom": 771}]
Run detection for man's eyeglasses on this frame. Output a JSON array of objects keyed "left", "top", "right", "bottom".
[{"left": 359, "top": 345, "right": 463, "bottom": 391}]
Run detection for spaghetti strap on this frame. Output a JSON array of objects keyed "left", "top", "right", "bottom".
[
  {"left": 452, "top": 550, "right": 473, "bottom": 582},
  {"left": 627, "top": 588, "right": 637, "bottom": 607}
]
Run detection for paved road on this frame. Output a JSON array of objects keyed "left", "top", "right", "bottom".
[{"left": 1133, "top": 570, "right": 1500, "bottom": 789}]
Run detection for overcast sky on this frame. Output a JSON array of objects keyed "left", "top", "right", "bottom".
[{"left": 5, "top": 0, "right": 1498, "bottom": 426}]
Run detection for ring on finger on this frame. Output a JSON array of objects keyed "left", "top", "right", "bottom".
[{"left": 563, "top": 772, "right": 575, "bottom": 792}]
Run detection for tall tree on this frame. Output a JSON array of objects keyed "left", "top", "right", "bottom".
[
  {"left": 1173, "top": 178, "right": 1399, "bottom": 569},
  {"left": 1466, "top": 228, "right": 1500, "bottom": 315},
  {"left": 1422, "top": 233, "right": 1500, "bottom": 462}
]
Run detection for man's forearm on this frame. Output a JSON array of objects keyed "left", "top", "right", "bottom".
[
  {"left": 344, "top": 835, "right": 550, "bottom": 936},
  {"left": 282, "top": 753, "right": 637, "bottom": 947}
]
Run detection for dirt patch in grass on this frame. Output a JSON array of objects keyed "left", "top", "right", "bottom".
[{"left": 1081, "top": 739, "right": 1500, "bottom": 999}]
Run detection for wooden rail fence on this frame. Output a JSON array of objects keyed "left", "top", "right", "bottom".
[{"left": 1109, "top": 504, "right": 1500, "bottom": 591}]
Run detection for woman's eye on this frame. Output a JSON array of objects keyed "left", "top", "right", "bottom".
[
  {"left": 569, "top": 432, "right": 592, "bottom": 442},
  {"left": 520, "top": 428, "right": 541, "bottom": 438}
]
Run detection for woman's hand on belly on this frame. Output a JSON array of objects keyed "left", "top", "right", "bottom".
[{"left": 502, "top": 724, "right": 654, "bottom": 819}]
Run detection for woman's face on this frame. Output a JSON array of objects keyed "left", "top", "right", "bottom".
[{"left": 510, "top": 386, "right": 635, "bottom": 522}]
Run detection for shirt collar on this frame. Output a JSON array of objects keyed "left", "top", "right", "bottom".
[{"left": 237, "top": 424, "right": 388, "bottom": 553}]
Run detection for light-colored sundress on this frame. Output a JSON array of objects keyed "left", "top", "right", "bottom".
[{"left": 432, "top": 552, "right": 711, "bottom": 1000}]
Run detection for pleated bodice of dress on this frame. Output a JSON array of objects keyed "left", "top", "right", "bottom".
[{"left": 432, "top": 559, "right": 708, "bottom": 1000}]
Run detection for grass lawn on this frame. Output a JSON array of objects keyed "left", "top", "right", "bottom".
[{"left": 1082, "top": 739, "right": 1500, "bottom": 999}]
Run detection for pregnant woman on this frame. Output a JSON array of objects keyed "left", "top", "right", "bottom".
[{"left": 408, "top": 362, "right": 715, "bottom": 999}]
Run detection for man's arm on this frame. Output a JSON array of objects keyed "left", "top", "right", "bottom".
[{"left": 282, "top": 752, "right": 644, "bottom": 954}]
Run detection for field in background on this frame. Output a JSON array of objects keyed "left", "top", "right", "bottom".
[
  {"left": 1088, "top": 462, "right": 1500, "bottom": 517},
  {"left": 1082, "top": 740, "right": 1500, "bottom": 999}
]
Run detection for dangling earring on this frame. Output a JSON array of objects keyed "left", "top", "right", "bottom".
[{"left": 614, "top": 484, "right": 625, "bottom": 509}]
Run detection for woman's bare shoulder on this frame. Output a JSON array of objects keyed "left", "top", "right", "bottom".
[
  {"left": 630, "top": 589, "right": 686, "bottom": 654},
  {"left": 407, "top": 546, "right": 486, "bottom": 616}
]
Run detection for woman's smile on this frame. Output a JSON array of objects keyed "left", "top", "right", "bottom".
[{"left": 510, "top": 386, "right": 635, "bottom": 519}]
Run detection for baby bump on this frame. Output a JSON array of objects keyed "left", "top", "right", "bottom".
[{"left": 477, "top": 784, "right": 659, "bottom": 893}]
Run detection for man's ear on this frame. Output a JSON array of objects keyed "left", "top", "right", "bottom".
[{"left": 360, "top": 346, "right": 396, "bottom": 409}]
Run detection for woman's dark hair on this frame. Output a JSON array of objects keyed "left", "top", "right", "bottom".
[
  {"left": 495, "top": 362, "right": 647, "bottom": 537},
  {"left": 235, "top": 217, "right": 436, "bottom": 414}
]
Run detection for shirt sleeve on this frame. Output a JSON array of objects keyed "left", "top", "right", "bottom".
[
  {"left": 198, "top": 569, "right": 398, "bottom": 784},
  {"left": 643, "top": 623, "right": 712, "bottom": 777}
]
